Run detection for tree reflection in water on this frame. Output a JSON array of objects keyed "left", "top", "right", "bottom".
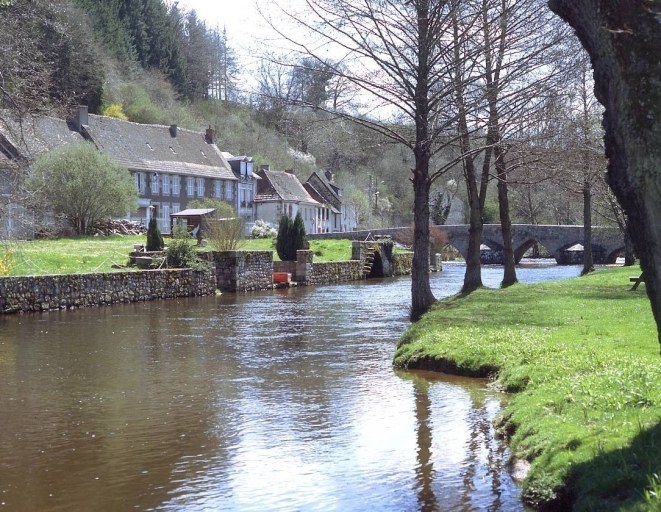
[{"left": 413, "top": 376, "right": 438, "bottom": 512}]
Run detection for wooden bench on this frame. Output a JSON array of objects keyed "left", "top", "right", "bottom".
[{"left": 629, "top": 273, "right": 645, "bottom": 291}]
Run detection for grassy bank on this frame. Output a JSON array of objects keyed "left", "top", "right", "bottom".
[
  {"left": 394, "top": 266, "right": 661, "bottom": 511},
  {"left": 1, "top": 236, "right": 355, "bottom": 275}
]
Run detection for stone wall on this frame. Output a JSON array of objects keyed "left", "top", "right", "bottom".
[
  {"left": 306, "top": 260, "right": 364, "bottom": 285},
  {"left": 0, "top": 268, "right": 215, "bottom": 314},
  {"left": 213, "top": 251, "right": 273, "bottom": 292}
]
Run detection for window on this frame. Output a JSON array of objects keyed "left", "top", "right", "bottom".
[
  {"left": 172, "top": 176, "right": 181, "bottom": 196},
  {"left": 172, "top": 203, "right": 180, "bottom": 214},
  {"left": 196, "top": 178, "right": 205, "bottom": 197},
  {"left": 134, "top": 172, "right": 146, "bottom": 194},
  {"left": 187, "top": 177, "right": 195, "bottom": 196},
  {"left": 162, "top": 175, "right": 170, "bottom": 196},
  {"left": 214, "top": 180, "right": 222, "bottom": 198},
  {"left": 162, "top": 204, "right": 170, "bottom": 225},
  {"left": 225, "top": 181, "right": 233, "bottom": 201},
  {"left": 151, "top": 174, "right": 159, "bottom": 195}
]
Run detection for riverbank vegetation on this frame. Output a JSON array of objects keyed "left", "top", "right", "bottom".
[
  {"left": 0, "top": 236, "right": 356, "bottom": 275},
  {"left": 394, "top": 266, "right": 660, "bottom": 511}
]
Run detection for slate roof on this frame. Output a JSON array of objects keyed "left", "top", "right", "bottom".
[
  {"left": 83, "top": 115, "right": 236, "bottom": 181},
  {"left": 255, "top": 169, "right": 320, "bottom": 205},
  {"left": 0, "top": 112, "right": 84, "bottom": 163},
  {"left": 304, "top": 182, "right": 341, "bottom": 213},
  {"left": 308, "top": 171, "right": 341, "bottom": 202}
]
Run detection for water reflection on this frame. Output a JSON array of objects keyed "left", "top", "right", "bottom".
[
  {"left": 411, "top": 376, "right": 437, "bottom": 512},
  {"left": 0, "top": 263, "right": 571, "bottom": 511}
]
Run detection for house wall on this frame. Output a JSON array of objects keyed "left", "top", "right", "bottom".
[
  {"left": 254, "top": 202, "right": 281, "bottom": 227},
  {"left": 237, "top": 180, "right": 255, "bottom": 223},
  {"left": 128, "top": 172, "right": 239, "bottom": 233},
  {"left": 254, "top": 202, "right": 322, "bottom": 234},
  {"left": 0, "top": 268, "right": 216, "bottom": 314}
]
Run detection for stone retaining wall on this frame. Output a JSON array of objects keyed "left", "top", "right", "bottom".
[
  {"left": 213, "top": 251, "right": 273, "bottom": 292},
  {"left": 0, "top": 268, "right": 216, "bottom": 314},
  {"left": 305, "top": 260, "right": 364, "bottom": 285},
  {"left": 0, "top": 248, "right": 415, "bottom": 315}
]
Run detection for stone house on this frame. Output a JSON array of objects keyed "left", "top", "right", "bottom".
[
  {"left": 303, "top": 170, "right": 357, "bottom": 233},
  {"left": 73, "top": 106, "right": 242, "bottom": 233},
  {"left": 0, "top": 112, "right": 85, "bottom": 238},
  {"left": 254, "top": 167, "right": 322, "bottom": 234}
]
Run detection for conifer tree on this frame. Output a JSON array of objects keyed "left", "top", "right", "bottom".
[
  {"left": 276, "top": 215, "right": 293, "bottom": 261},
  {"left": 146, "top": 217, "right": 164, "bottom": 252}
]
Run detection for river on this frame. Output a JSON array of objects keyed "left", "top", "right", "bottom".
[{"left": 0, "top": 261, "right": 582, "bottom": 511}]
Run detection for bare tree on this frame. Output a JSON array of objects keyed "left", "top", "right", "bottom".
[
  {"left": 549, "top": 0, "right": 661, "bottom": 347},
  {"left": 469, "top": 0, "right": 569, "bottom": 287},
  {"left": 265, "top": 0, "right": 490, "bottom": 319}
]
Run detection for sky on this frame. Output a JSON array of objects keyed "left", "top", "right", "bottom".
[{"left": 176, "top": 0, "right": 302, "bottom": 69}]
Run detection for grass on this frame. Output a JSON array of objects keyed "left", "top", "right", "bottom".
[
  {"left": 3, "top": 235, "right": 145, "bottom": 276},
  {"left": 0, "top": 236, "right": 357, "bottom": 275},
  {"left": 394, "top": 266, "right": 661, "bottom": 511},
  {"left": 220, "top": 238, "right": 354, "bottom": 262}
]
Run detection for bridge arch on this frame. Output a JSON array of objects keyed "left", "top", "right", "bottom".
[{"left": 514, "top": 239, "right": 555, "bottom": 263}]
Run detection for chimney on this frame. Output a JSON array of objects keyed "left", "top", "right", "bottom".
[
  {"left": 260, "top": 164, "right": 270, "bottom": 172},
  {"left": 169, "top": 124, "right": 178, "bottom": 137},
  {"left": 285, "top": 169, "right": 295, "bottom": 175},
  {"left": 74, "top": 105, "right": 88, "bottom": 132},
  {"left": 325, "top": 170, "right": 334, "bottom": 182},
  {"left": 205, "top": 126, "right": 215, "bottom": 144}
]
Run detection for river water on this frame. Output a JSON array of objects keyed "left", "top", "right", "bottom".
[{"left": 0, "top": 261, "right": 581, "bottom": 512}]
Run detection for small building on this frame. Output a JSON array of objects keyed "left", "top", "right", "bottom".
[
  {"left": 303, "top": 170, "right": 353, "bottom": 233},
  {"left": 254, "top": 167, "right": 321, "bottom": 234},
  {"left": 169, "top": 208, "right": 217, "bottom": 239}
]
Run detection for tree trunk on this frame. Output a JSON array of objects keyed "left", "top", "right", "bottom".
[
  {"left": 496, "top": 144, "right": 518, "bottom": 287},
  {"left": 624, "top": 220, "right": 636, "bottom": 266},
  {"left": 549, "top": 0, "right": 661, "bottom": 347},
  {"left": 409, "top": 0, "right": 436, "bottom": 322},
  {"left": 581, "top": 179, "right": 594, "bottom": 275},
  {"left": 463, "top": 159, "right": 484, "bottom": 294},
  {"left": 411, "top": 153, "right": 435, "bottom": 321}
]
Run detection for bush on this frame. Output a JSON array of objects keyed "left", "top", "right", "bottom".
[
  {"left": 101, "top": 103, "right": 128, "bottom": 120},
  {"left": 252, "top": 219, "right": 277, "bottom": 238},
  {"left": 27, "top": 142, "right": 138, "bottom": 235},
  {"left": 146, "top": 217, "right": 164, "bottom": 251},
  {"left": 165, "top": 225, "right": 204, "bottom": 269}
]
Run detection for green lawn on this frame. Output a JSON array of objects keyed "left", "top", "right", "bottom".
[
  {"left": 207, "top": 238, "right": 354, "bottom": 262},
  {"left": 394, "top": 266, "right": 660, "bottom": 511},
  {"left": 1, "top": 236, "right": 357, "bottom": 275},
  {"left": 4, "top": 235, "right": 146, "bottom": 276}
]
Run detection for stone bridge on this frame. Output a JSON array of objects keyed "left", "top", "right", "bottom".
[{"left": 310, "top": 224, "right": 625, "bottom": 265}]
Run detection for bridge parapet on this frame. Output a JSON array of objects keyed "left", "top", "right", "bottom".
[{"left": 309, "top": 224, "right": 624, "bottom": 265}]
